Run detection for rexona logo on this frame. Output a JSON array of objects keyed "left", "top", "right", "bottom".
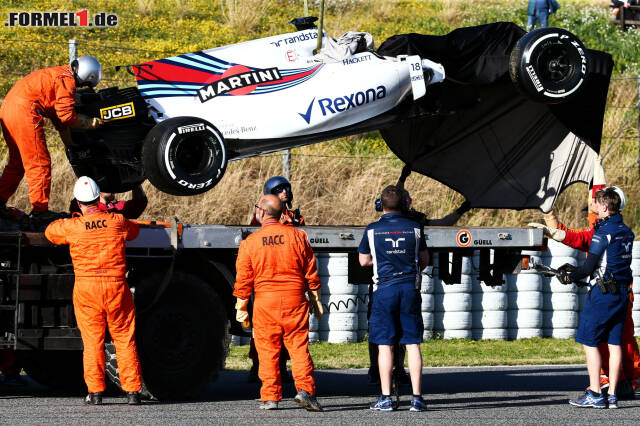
[
  {"left": 99, "top": 102, "right": 135, "bottom": 122},
  {"left": 298, "top": 85, "right": 386, "bottom": 124},
  {"left": 177, "top": 123, "right": 205, "bottom": 134},
  {"left": 198, "top": 67, "right": 282, "bottom": 103}
]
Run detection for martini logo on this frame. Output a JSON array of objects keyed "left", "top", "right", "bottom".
[
  {"left": 100, "top": 102, "right": 134, "bottom": 122},
  {"left": 198, "top": 66, "right": 282, "bottom": 103}
]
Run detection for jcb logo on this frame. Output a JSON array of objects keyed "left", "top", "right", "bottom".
[{"left": 100, "top": 102, "right": 135, "bottom": 122}]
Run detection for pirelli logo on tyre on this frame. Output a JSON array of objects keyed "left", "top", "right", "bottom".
[
  {"left": 456, "top": 229, "right": 471, "bottom": 247},
  {"left": 100, "top": 102, "right": 135, "bottom": 122}
]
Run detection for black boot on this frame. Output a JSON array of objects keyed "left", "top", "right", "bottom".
[
  {"left": 127, "top": 391, "right": 141, "bottom": 405},
  {"left": 84, "top": 392, "right": 103, "bottom": 405}
]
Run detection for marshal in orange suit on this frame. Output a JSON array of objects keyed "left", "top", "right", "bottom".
[
  {"left": 45, "top": 176, "right": 142, "bottom": 405},
  {"left": 234, "top": 194, "right": 323, "bottom": 411},
  {"left": 0, "top": 57, "right": 103, "bottom": 216}
]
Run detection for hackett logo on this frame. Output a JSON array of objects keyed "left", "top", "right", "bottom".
[{"left": 198, "top": 68, "right": 282, "bottom": 103}]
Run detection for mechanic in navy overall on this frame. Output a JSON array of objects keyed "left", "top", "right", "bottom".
[
  {"left": 560, "top": 187, "right": 634, "bottom": 409},
  {"left": 359, "top": 185, "right": 429, "bottom": 412}
]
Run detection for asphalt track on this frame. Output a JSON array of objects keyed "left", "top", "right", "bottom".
[{"left": 1, "top": 365, "right": 639, "bottom": 425}]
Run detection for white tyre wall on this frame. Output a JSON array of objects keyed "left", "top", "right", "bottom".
[
  {"left": 421, "top": 293, "right": 435, "bottom": 312},
  {"left": 319, "top": 330, "right": 358, "bottom": 343},
  {"left": 549, "top": 328, "right": 577, "bottom": 339},
  {"left": 543, "top": 292, "right": 579, "bottom": 311},
  {"left": 434, "top": 274, "right": 473, "bottom": 293},
  {"left": 507, "top": 291, "right": 543, "bottom": 310},
  {"left": 460, "top": 254, "right": 476, "bottom": 275},
  {"left": 547, "top": 239, "right": 580, "bottom": 257},
  {"left": 433, "top": 329, "right": 473, "bottom": 339},
  {"left": 632, "top": 310, "right": 640, "bottom": 326},
  {"left": 318, "top": 312, "right": 358, "bottom": 331},
  {"left": 633, "top": 293, "right": 640, "bottom": 311},
  {"left": 542, "top": 310, "right": 579, "bottom": 329},
  {"left": 357, "top": 330, "right": 367, "bottom": 341},
  {"left": 633, "top": 242, "right": 640, "bottom": 258},
  {"left": 434, "top": 311, "right": 472, "bottom": 330},
  {"left": 507, "top": 309, "right": 543, "bottom": 329},
  {"left": 631, "top": 258, "right": 640, "bottom": 276},
  {"left": 309, "top": 331, "right": 320, "bottom": 343},
  {"left": 472, "top": 292, "right": 508, "bottom": 311},
  {"left": 472, "top": 328, "right": 508, "bottom": 340},
  {"left": 434, "top": 293, "right": 473, "bottom": 312},
  {"left": 508, "top": 273, "right": 544, "bottom": 292},
  {"left": 422, "top": 311, "right": 434, "bottom": 329},
  {"left": 472, "top": 310, "right": 508, "bottom": 329},
  {"left": 633, "top": 277, "right": 640, "bottom": 294},
  {"left": 316, "top": 253, "right": 348, "bottom": 276},
  {"left": 423, "top": 330, "right": 433, "bottom": 340},
  {"left": 320, "top": 275, "right": 357, "bottom": 295},
  {"left": 421, "top": 272, "right": 435, "bottom": 293},
  {"left": 472, "top": 276, "right": 507, "bottom": 293},
  {"left": 508, "top": 328, "right": 544, "bottom": 339},
  {"left": 321, "top": 294, "right": 358, "bottom": 313}
]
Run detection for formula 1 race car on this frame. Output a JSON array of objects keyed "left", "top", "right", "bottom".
[{"left": 69, "top": 20, "right": 612, "bottom": 211}]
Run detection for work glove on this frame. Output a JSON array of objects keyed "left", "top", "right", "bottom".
[
  {"left": 235, "top": 298, "right": 249, "bottom": 323},
  {"left": 72, "top": 114, "right": 103, "bottom": 129},
  {"left": 557, "top": 263, "right": 577, "bottom": 275},
  {"left": 527, "top": 222, "right": 566, "bottom": 242},
  {"left": 455, "top": 200, "right": 471, "bottom": 216},
  {"left": 307, "top": 289, "right": 324, "bottom": 318}
]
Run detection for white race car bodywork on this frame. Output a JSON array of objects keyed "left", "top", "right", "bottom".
[{"left": 137, "top": 29, "right": 444, "bottom": 143}]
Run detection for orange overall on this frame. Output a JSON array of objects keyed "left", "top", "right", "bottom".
[
  {"left": 234, "top": 218, "right": 321, "bottom": 402},
  {"left": 558, "top": 217, "right": 640, "bottom": 390},
  {"left": 0, "top": 65, "right": 77, "bottom": 212},
  {"left": 45, "top": 209, "right": 142, "bottom": 393}
]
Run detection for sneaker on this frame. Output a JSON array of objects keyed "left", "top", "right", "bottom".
[
  {"left": 569, "top": 390, "right": 606, "bottom": 409},
  {"left": 127, "top": 391, "right": 141, "bottom": 405},
  {"left": 608, "top": 394, "right": 618, "bottom": 409},
  {"left": 410, "top": 396, "right": 428, "bottom": 412},
  {"left": 259, "top": 401, "right": 278, "bottom": 410},
  {"left": 294, "top": 389, "right": 323, "bottom": 412},
  {"left": 84, "top": 392, "right": 103, "bottom": 405},
  {"left": 370, "top": 395, "right": 394, "bottom": 412}
]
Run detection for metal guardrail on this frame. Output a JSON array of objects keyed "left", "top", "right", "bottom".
[{"left": 611, "top": 5, "right": 640, "bottom": 30}]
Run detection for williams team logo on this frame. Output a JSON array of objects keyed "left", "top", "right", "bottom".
[{"left": 100, "top": 102, "right": 135, "bottom": 122}]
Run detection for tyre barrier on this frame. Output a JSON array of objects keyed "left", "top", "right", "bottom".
[
  {"left": 508, "top": 328, "right": 544, "bottom": 339},
  {"left": 422, "top": 311, "right": 434, "bottom": 330},
  {"left": 421, "top": 293, "right": 435, "bottom": 312},
  {"left": 434, "top": 311, "right": 472, "bottom": 331},
  {"left": 472, "top": 292, "right": 508, "bottom": 311},
  {"left": 318, "top": 312, "right": 358, "bottom": 332},
  {"left": 434, "top": 293, "right": 473, "bottom": 312},
  {"left": 319, "top": 330, "right": 358, "bottom": 343},
  {"left": 545, "top": 328, "right": 576, "bottom": 339},
  {"left": 434, "top": 274, "right": 473, "bottom": 293},
  {"left": 315, "top": 252, "right": 348, "bottom": 276},
  {"left": 507, "top": 291, "right": 543, "bottom": 310},
  {"left": 543, "top": 292, "right": 579, "bottom": 311},
  {"left": 434, "top": 329, "right": 473, "bottom": 339},
  {"left": 472, "top": 310, "right": 508, "bottom": 329},
  {"left": 320, "top": 275, "right": 358, "bottom": 295},
  {"left": 471, "top": 276, "right": 507, "bottom": 293},
  {"left": 507, "top": 309, "right": 543, "bottom": 329},
  {"left": 230, "top": 335, "right": 250, "bottom": 346},
  {"left": 542, "top": 310, "right": 579, "bottom": 329},
  {"left": 507, "top": 273, "right": 544, "bottom": 292},
  {"left": 472, "top": 328, "right": 509, "bottom": 340}
]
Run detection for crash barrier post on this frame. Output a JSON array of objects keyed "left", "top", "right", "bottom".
[
  {"left": 282, "top": 149, "right": 290, "bottom": 180},
  {"left": 230, "top": 241, "right": 640, "bottom": 346},
  {"left": 68, "top": 39, "right": 77, "bottom": 63}
]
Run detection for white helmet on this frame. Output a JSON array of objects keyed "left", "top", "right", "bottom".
[
  {"left": 71, "top": 55, "right": 102, "bottom": 88},
  {"left": 607, "top": 185, "right": 626, "bottom": 211},
  {"left": 74, "top": 176, "right": 100, "bottom": 203}
]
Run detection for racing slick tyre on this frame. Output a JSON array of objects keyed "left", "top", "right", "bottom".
[
  {"left": 20, "top": 350, "right": 85, "bottom": 392},
  {"left": 509, "top": 27, "right": 589, "bottom": 104},
  {"left": 131, "top": 273, "right": 230, "bottom": 400},
  {"left": 142, "top": 117, "right": 227, "bottom": 196}
]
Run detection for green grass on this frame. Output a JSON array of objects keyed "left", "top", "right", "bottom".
[{"left": 225, "top": 337, "right": 640, "bottom": 370}]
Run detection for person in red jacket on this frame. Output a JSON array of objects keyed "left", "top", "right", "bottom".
[
  {"left": 69, "top": 185, "right": 148, "bottom": 219},
  {"left": 0, "top": 56, "right": 103, "bottom": 220},
  {"left": 529, "top": 186, "right": 640, "bottom": 399},
  {"left": 234, "top": 194, "right": 323, "bottom": 411},
  {"left": 45, "top": 176, "right": 143, "bottom": 405}
]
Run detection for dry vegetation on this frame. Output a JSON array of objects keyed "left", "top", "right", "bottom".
[{"left": 0, "top": 0, "right": 637, "bottom": 230}]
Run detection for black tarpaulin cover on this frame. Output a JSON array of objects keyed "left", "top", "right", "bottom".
[{"left": 377, "top": 22, "right": 613, "bottom": 212}]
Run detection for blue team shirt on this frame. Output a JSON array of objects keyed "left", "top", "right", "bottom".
[
  {"left": 358, "top": 213, "right": 427, "bottom": 287},
  {"left": 589, "top": 214, "right": 634, "bottom": 283}
]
